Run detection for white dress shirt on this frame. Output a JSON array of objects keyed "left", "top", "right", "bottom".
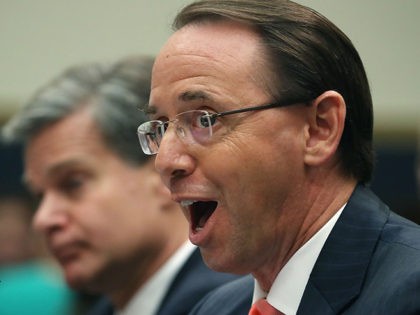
[
  {"left": 252, "top": 205, "right": 345, "bottom": 315},
  {"left": 116, "top": 241, "right": 196, "bottom": 315}
]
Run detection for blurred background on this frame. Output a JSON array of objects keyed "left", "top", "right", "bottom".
[{"left": 0, "top": 0, "right": 419, "bottom": 313}]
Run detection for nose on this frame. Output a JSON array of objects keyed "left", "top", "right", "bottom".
[
  {"left": 155, "top": 126, "right": 196, "bottom": 188},
  {"left": 32, "top": 192, "right": 69, "bottom": 235}
]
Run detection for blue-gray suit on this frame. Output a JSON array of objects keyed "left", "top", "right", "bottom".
[
  {"left": 88, "top": 248, "right": 240, "bottom": 315},
  {"left": 189, "top": 185, "right": 420, "bottom": 314}
]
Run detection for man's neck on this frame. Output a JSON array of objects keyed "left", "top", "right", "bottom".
[{"left": 253, "top": 174, "right": 357, "bottom": 291}]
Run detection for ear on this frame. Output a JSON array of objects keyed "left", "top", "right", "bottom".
[{"left": 303, "top": 91, "right": 346, "bottom": 166}]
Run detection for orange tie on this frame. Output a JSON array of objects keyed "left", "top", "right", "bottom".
[{"left": 248, "top": 298, "right": 284, "bottom": 315}]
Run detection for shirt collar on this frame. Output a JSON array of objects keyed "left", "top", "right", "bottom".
[
  {"left": 116, "top": 241, "right": 196, "bottom": 315},
  {"left": 253, "top": 205, "right": 345, "bottom": 315}
]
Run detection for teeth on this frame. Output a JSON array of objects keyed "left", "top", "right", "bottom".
[{"left": 180, "top": 200, "right": 195, "bottom": 207}]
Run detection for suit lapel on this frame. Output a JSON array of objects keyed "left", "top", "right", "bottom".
[
  {"left": 157, "top": 248, "right": 240, "bottom": 315},
  {"left": 298, "top": 185, "right": 389, "bottom": 314}
]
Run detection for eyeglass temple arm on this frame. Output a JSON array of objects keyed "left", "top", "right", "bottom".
[{"left": 211, "top": 99, "right": 309, "bottom": 119}]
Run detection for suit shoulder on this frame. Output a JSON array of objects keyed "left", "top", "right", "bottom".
[
  {"left": 157, "top": 248, "right": 242, "bottom": 315},
  {"left": 189, "top": 275, "right": 254, "bottom": 315},
  {"left": 382, "top": 211, "right": 420, "bottom": 251}
]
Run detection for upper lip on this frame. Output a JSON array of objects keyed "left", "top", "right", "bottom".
[{"left": 174, "top": 193, "right": 215, "bottom": 206}]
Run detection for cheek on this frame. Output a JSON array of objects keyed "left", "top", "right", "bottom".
[
  {"left": 203, "top": 129, "right": 304, "bottom": 219},
  {"left": 87, "top": 183, "right": 162, "bottom": 249},
  {"left": 203, "top": 131, "right": 294, "bottom": 191},
  {"left": 75, "top": 187, "right": 136, "bottom": 244}
]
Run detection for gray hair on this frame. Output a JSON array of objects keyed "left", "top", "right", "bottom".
[{"left": 2, "top": 55, "right": 154, "bottom": 166}]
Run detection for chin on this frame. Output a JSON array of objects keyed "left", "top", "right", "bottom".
[
  {"left": 201, "top": 250, "right": 233, "bottom": 273},
  {"left": 201, "top": 248, "right": 250, "bottom": 275},
  {"left": 62, "top": 261, "right": 96, "bottom": 290},
  {"left": 64, "top": 271, "right": 89, "bottom": 290}
]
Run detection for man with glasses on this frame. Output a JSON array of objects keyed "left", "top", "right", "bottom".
[
  {"left": 1, "top": 55, "right": 240, "bottom": 315},
  {"left": 137, "top": 1, "right": 420, "bottom": 314}
]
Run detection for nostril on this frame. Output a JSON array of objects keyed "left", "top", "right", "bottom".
[
  {"left": 172, "top": 169, "right": 185, "bottom": 177},
  {"left": 172, "top": 169, "right": 187, "bottom": 178}
]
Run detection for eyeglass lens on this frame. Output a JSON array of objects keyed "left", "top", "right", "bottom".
[{"left": 137, "top": 110, "right": 213, "bottom": 155}]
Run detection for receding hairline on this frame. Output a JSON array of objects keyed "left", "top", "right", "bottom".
[{"left": 157, "top": 20, "right": 280, "bottom": 103}]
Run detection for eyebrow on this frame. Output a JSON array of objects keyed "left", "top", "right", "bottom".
[
  {"left": 146, "top": 90, "right": 214, "bottom": 116},
  {"left": 23, "top": 159, "right": 87, "bottom": 192},
  {"left": 179, "top": 90, "right": 212, "bottom": 102},
  {"left": 143, "top": 105, "right": 157, "bottom": 116}
]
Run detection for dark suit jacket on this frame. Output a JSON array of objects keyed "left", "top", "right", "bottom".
[
  {"left": 189, "top": 185, "right": 420, "bottom": 314},
  {"left": 87, "top": 248, "right": 240, "bottom": 315}
]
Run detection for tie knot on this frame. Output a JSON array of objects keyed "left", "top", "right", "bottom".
[{"left": 248, "top": 298, "right": 284, "bottom": 315}]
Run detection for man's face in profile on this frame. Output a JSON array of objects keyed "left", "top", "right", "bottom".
[{"left": 25, "top": 108, "right": 173, "bottom": 292}]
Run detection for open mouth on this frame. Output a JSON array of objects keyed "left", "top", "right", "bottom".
[{"left": 187, "top": 201, "right": 218, "bottom": 231}]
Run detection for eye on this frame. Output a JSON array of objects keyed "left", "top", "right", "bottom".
[
  {"left": 62, "top": 177, "right": 82, "bottom": 191},
  {"left": 194, "top": 112, "right": 217, "bottom": 128},
  {"left": 58, "top": 173, "right": 87, "bottom": 197},
  {"left": 142, "top": 120, "right": 166, "bottom": 140},
  {"left": 160, "top": 122, "right": 169, "bottom": 135},
  {"left": 207, "top": 114, "right": 218, "bottom": 126}
]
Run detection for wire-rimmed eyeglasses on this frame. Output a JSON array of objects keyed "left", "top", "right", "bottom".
[{"left": 137, "top": 99, "right": 308, "bottom": 155}]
